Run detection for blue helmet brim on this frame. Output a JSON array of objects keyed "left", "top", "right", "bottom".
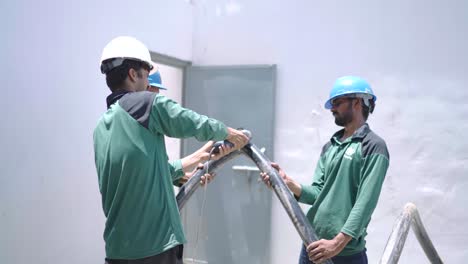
[{"left": 149, "top": 83, "right": 167, "bottom": 90}]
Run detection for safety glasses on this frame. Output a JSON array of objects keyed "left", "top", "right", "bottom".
[{"left": 330, "top": 97, "right": 356, "bottom": 108}]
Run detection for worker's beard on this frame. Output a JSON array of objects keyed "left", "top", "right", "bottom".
[{"left": 334, "top": 105, "right": 354, "bottom": 127}]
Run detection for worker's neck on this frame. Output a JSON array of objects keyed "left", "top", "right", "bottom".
[
  {"left": 120, "top": 79, "right": 141, "bottom": 92},
  {"left": 123, "top": 85, "right": 137, "bottom": 92},
  {"left": 114, "top": 85, "right": 135, "bottom": 93},
  {"left": 342, "top": 117, "right": 365, "bottom": 140}
]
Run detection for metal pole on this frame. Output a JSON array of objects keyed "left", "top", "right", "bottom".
[
  {"left": 410, "top": 204, "right": 443, "bottom": 264},
  {"left": 380, "top": 203, "right": 443, "bottom": 264},
  {"left": 379, "top": 205, "right": 412, "bottom": 264},
  {"left": 176, "top": 142, "right": 333, "bottom": 263},
  {"left": 176, "top": 150, "right": 242, "bottom": 210},
  {"left": 241, "top": 143, "right": 333, "bottom": 264}
]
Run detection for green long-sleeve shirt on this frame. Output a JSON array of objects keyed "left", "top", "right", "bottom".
[
  {"left": 299, "top": 123, "right": 389, "bottom": 256},
  {"left": 168, "top": 160, "right": 184, "bottom": 182},
  {"left": 93, "top": 91, "right": 228, "bottom": 259}
]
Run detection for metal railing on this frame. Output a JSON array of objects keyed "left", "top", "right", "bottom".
[{"left": 379, "top": 203, "right": 443, "bottom": 264}]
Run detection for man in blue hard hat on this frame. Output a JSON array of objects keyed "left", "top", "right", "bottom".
[
  {"left": 261, "top": 76, "right": 389, "bottom": 264},
  {"left": 147, "top": 70, "right": 167, "bottom": 93}
]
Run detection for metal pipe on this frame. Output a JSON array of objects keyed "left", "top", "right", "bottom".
[
  {"left": 410, "top": 204, "right": 443, "bottom": 264},
  {"left": 379, "top": 203, "right": 443, "bottom": 264},
  {"left": 379, "top": 205, "right": 413, "bottom": 263},
  {"left": 176, "top": 150, "right": 242, "bottom": 210},
  {"left": 176, "top": 141, "right": 332, "bottom": 263},
  {"left": 241, "top": 143, "right": 333, "bottom": 264}
]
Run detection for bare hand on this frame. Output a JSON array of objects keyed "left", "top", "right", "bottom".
[
  {"left": 306, "top": 236, "right": 348, "bottom": 263},
  {"left": 226, "top": 127, "right": 249, "bottom": 150},
  {"left": 176, "top": 174, "right": 189, "bottom": 186},
  {"left": 196, "top": 141, "right": 233, "bottom": 162},
  {"left": 200, "top": 173, "right": 215, "bottom": 185},
  {"left": 211, "top": 143, "right": 233, "bottom": 160},
  {"left": 177, "top": 163, "right": 216, "bottom": 186},
  {"left": 196, "top": 163, "right": 216, "bottom": 186},
  {"left": 260, "top": 163, "right": 302, "bottom": 197},
  {"left": 259, "top": 162, "right": 290, "bottom": 188}
]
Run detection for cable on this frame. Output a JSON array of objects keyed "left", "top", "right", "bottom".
[{"left": 191, "top": 148, "right": 216, "bottom": 263}]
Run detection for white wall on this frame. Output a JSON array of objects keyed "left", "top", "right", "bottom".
[
  {"left": 190, "top": 0, "right": 468, "bottom": 263},
  {"left": 2, "top": 0, "right": 467, "bottom": 263},
  {"left": 0, "top": 1, "right": 192, "bottom": 263}
]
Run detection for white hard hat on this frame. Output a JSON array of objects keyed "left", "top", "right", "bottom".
[{"left": 100, "top": 36, "right": 158, "bottom": 74}]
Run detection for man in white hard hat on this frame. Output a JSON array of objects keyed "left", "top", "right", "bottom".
[{"left": 94, "top": 36, "right": 249, "bottom": 264}]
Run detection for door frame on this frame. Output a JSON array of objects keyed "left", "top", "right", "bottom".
[
  {"left": 182, "top": 64, "right": 277, "bottom": 157},
  {"left": 150, "top": 51, "right": 192, "bottom": 158}
]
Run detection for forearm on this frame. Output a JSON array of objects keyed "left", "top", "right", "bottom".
[
  {"left": 286, "top": 180, "right": 302, "bottom": 197},
  {"left": 334, "top": 232, "right": 352, "bottom": 248},
  {"left": 180, "top": 151, "right": 208, "bottom": 173},
  {"left": 328, "top": 232, "right": 352, "bottom": 255},
  {"left": 150, "top": 95, "right": 228, "bottom": 141}
]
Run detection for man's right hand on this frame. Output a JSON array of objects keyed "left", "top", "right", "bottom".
[
  {"left": 260, "top": 162, "right": 302, "bottom": 197},
  {"left": 226, "top": 127, "right": 249, "bottom": 150}
]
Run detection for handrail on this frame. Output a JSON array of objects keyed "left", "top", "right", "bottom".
[{"left": 379, "top": 203, "right": 443, "bottom": 264}]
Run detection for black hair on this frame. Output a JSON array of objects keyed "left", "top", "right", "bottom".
[
  {"left": 361, "top": 99, "right": 375, "bottom": 120},
  {"left": 104, "top": 59, "right": 149, "bottom": 92}
]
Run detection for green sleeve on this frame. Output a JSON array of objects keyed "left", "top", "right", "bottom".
[
  {"left": 168, "top": 159, "right": 185, "bottom": 182},
  {"left": 299, "top": 155, "right": 326, "bottom": 205},
  {"left": 149, "top": 95, "right": 228, "bottom": 141},
  {"left": 341, "top": 154, "right": 389, "bottom": 238}
]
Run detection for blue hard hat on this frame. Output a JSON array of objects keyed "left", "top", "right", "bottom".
[
  {"left": 148, "top": 70, "right": 167, "bottom": 90},
  {"left": 324, "top": 76, "right": 376, "bottom": 109}
]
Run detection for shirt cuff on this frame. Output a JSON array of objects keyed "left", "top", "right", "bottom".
[
  {"left": 214, "top": 123, "right": 229, "bottom": 141},
  {"left": 298, "top": 184, "right": 317, "bottom": 204},
  {"left": 171, "top": 159, "right": 185, "bottom": 180},
  {"left": 340, "top": 227, "right": 358, "bottom": 239}
]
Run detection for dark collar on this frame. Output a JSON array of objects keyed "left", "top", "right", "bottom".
[
  {"left": 352, "top": 123, "right": 371, "bottom": 139},
  {"left": 106, "top": 90, "right": 130, "bottom": 109}
]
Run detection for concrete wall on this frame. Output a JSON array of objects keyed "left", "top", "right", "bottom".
[
  {"left": 190, "top": 0, "right": 468, "bottom": 263},
  {"left": 0, "top": 1, "right": 192, "bottom": 263}
]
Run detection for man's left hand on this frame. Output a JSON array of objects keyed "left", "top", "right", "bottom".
[
  {"left": 306, "top": 233, "right": 352, "bottom": 263},
  {"left": 176, "top": 163, "right": 216, "bottom": 186},
  {"left": 196, "top": 163, "right": 215, "bottom": 186}
]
